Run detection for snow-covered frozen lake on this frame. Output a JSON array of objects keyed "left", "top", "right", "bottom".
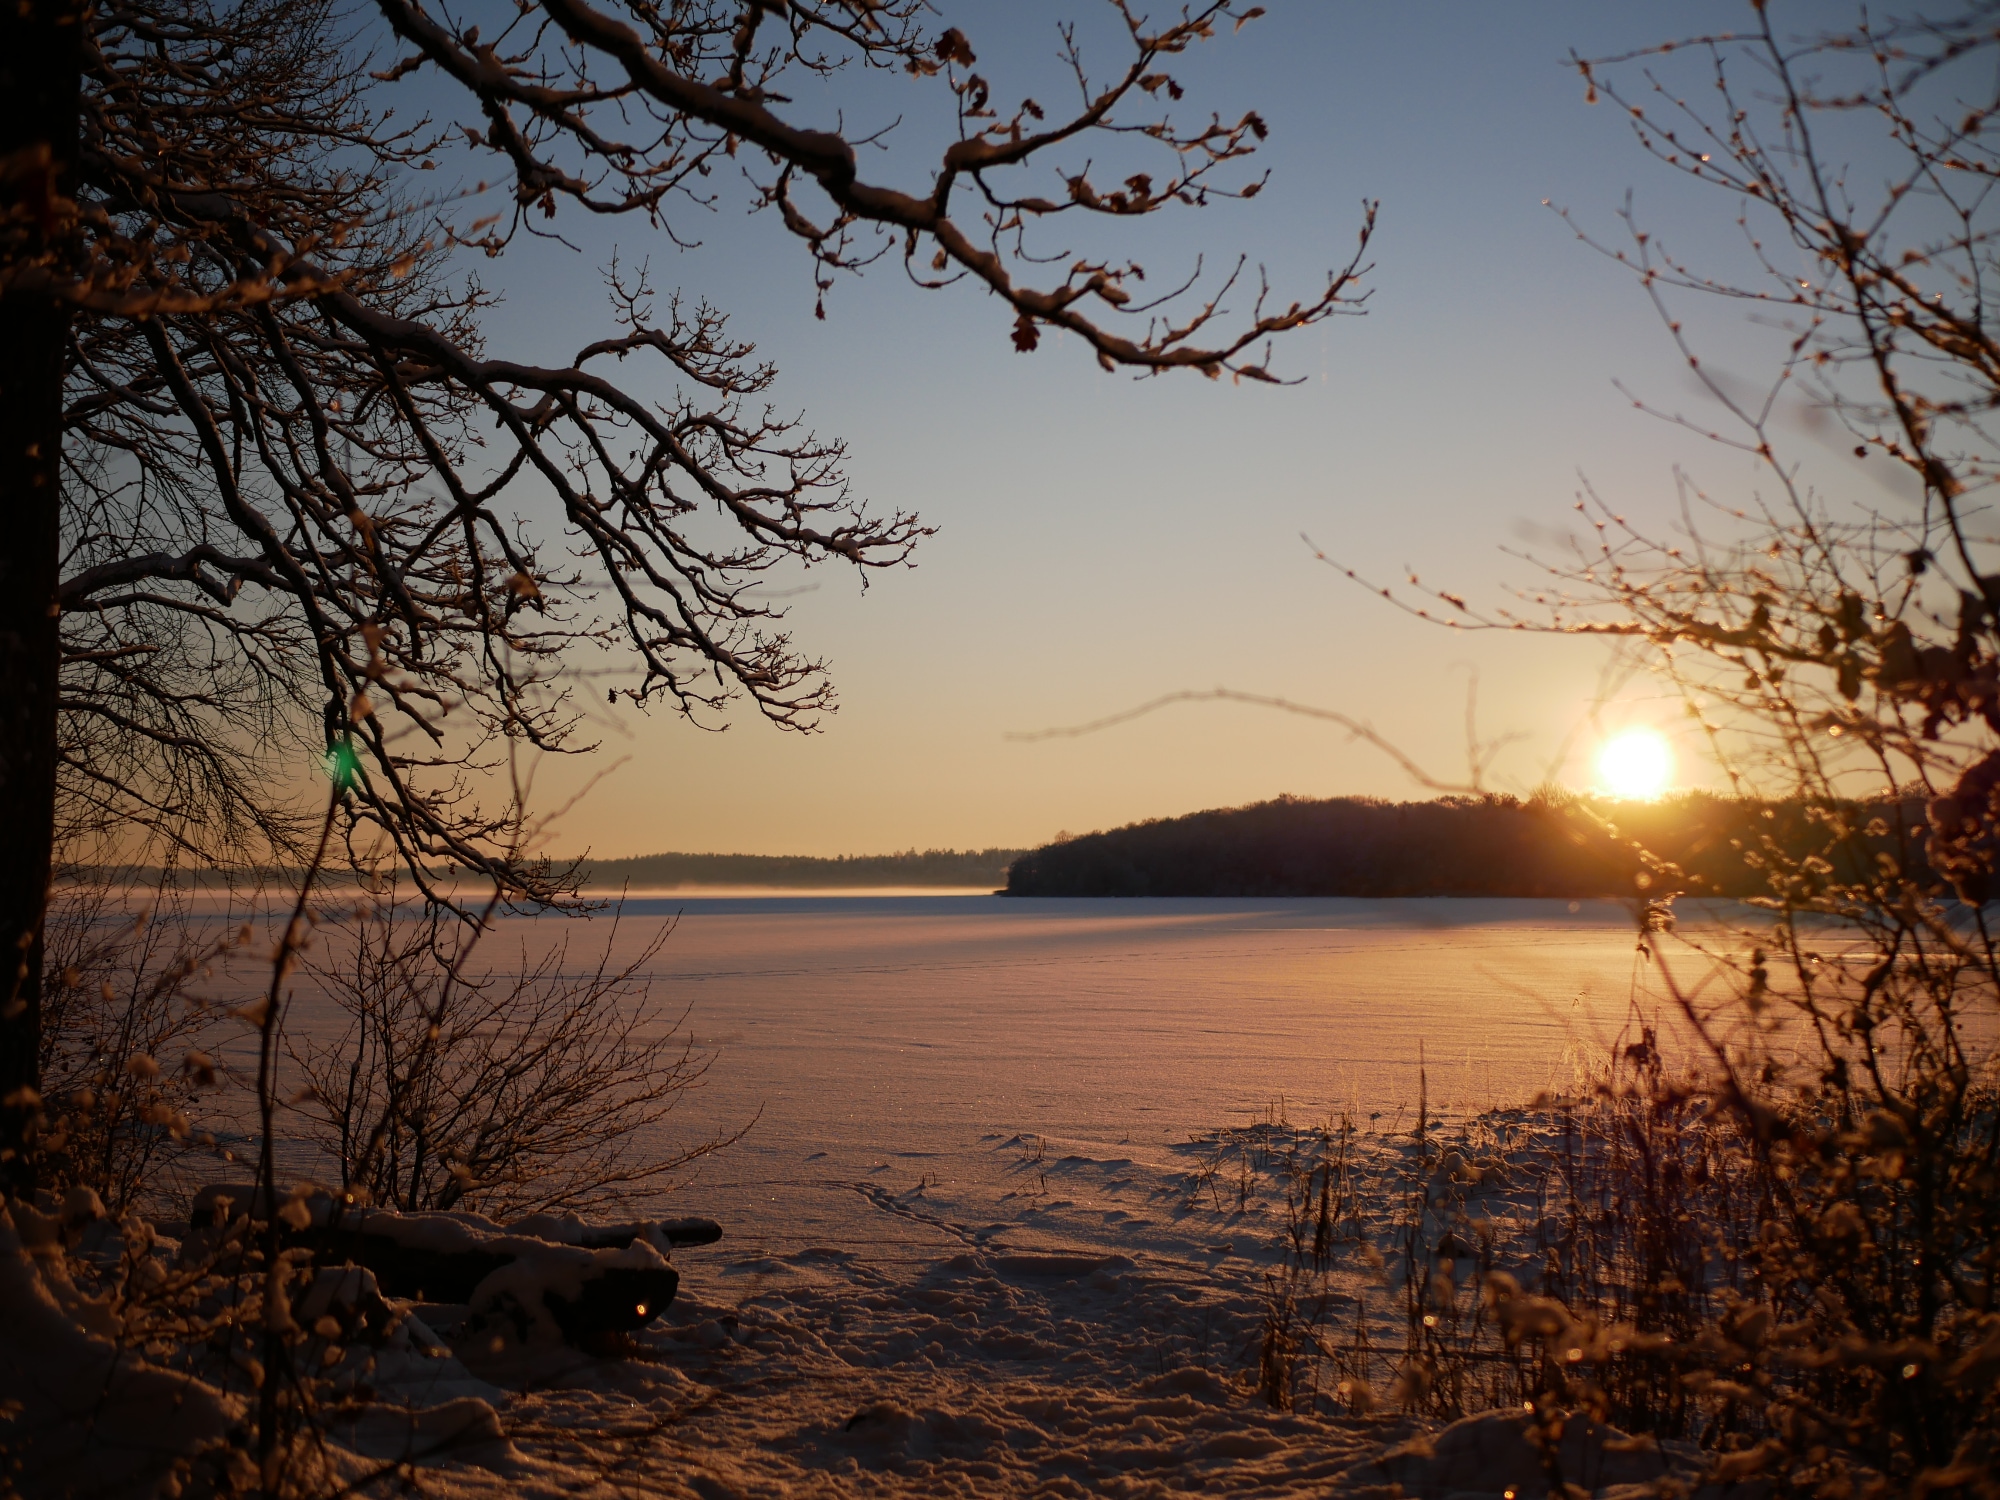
[
  {"left": 472, "top": 895, "right": 1688, "bottom": 1266},
  {"left": 126, "top": 893, "right": 1778, "bottom": 1492},
  {"left": 168, "top": 889, "right": 1726, "bottom": 1267}
]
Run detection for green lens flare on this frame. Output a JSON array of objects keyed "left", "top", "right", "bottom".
[{"left": 322, "top": 738, "right": 362, "bottom": 789}]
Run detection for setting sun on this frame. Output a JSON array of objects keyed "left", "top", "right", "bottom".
[{"left": 1597, "top": 729, "right": 1673, "bottom": 799}]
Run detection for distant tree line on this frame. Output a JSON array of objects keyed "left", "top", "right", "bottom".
[
  {"left": 579, "top": 848, "right": 1026, "bottom": 890},
  {"left": 55, "top": 846, "right": 1028, "bottom": 892},
  {"left": 1002, "top": 792, "right": 1939, "bottom": 902}
]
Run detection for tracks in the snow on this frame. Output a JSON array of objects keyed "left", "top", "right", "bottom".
[{"left": 843, "top": 1180, "right": 995, "bottom": 1250}]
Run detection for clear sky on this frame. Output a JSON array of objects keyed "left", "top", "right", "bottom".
[{"left": 451, "top": 1, "right": 1864, "bottom": 859}]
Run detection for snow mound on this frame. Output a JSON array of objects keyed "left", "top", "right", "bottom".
[
  {"left": 327, "top": 1395, "right": 523, "bottom": 1476},
  {"left": 1341, "top": 1408, "right": 1708, "bottom": 1500},
  {"left": 0, "top": 1202, "right": 240, "bottom": 1498}
]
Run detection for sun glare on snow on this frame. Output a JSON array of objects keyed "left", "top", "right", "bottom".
[{"left": 1597, "top": 729, "right": 1672, "bottom": 800}]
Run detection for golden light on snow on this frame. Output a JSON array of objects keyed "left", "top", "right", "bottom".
[{"left": 1597, "top": 729, "right": 1673, "bottom": 799}]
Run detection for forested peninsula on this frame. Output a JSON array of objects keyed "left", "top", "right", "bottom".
[{"left": 1002, "top": 793, "right": 1938, "bottom": 901}]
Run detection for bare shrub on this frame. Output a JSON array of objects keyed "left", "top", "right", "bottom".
[
  {"left": 1348, "top": 997, "right": 1997, "bottom": 1491},
  {"left": 289, "top": 897, "right": 738, "bottom": 1217},
  {"left": 1231, "top": 983, "right": 1997, "bottom": 1492},
  {"left": 0, "top": 1178, "right": 512, "bottom": 1498},
  {"left": 35, "top": 872, "right": 237, "bottom": 1216},
  {"left": 1298, "top": 5, "right": 2000, "bottom": 1490}
]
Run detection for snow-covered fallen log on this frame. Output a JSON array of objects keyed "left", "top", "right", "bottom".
[{"left": 185, "top": 1185, "right": 715, "bottom": 1343}]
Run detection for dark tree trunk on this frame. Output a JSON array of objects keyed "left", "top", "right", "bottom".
[{"left": 0, "top": 0, "right": 81, "bottom": 1197}]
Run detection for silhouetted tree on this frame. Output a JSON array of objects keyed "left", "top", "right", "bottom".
[{"left": 0, "top": 0, "right": 1374, "bottom": 1185}]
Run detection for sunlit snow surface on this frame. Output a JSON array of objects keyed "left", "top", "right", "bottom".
[
  {"left": 172, "top": 896, "right": 1747, "bottom": 1495},
  {"left": 576, "top": 896, "right": 1671, "bottom": 1262}
]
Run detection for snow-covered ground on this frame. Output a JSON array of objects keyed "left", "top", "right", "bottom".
[
  {"left": 551, "top": 895, "right": 1687, "bottom": 1259},
  {"left": 328, "top": 897, "right": 1695, "bottom": 1496},
  {"left": 22, "top": 896, "right": 1746, "bottom": 1496}
]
